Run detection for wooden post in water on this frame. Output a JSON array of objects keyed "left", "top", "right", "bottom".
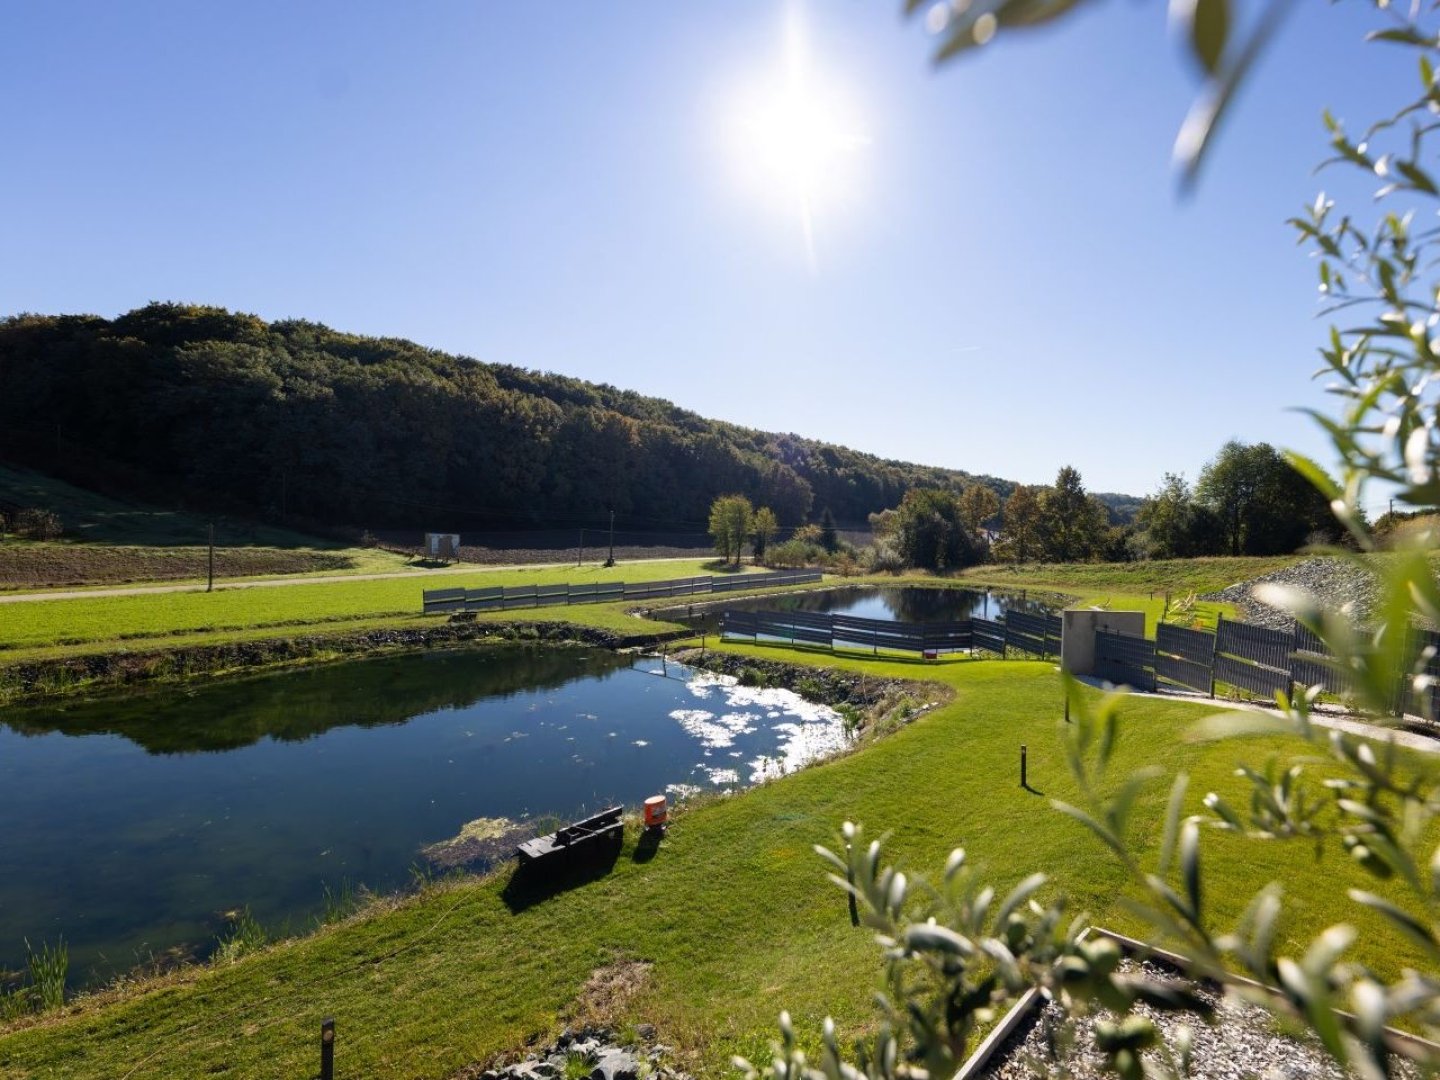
[{"left": 320, "top": 1018, "right": 335, "bottom": 1080}]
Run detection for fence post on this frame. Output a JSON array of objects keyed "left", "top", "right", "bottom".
[
  {"left": 1020, "top": 745, "right": 1027, "bottom": 789},
  {"left": 1209, "top": 613, "right": 1222, "bottom": 698},
  {"left": 320, "top": 1018, "right": 335, "bottom": 1080}
]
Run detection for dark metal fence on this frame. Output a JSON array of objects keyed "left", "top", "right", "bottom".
[
  {"left": 1095, "top": 629, "right": 1157, "bottom": 692},
  {"left": 422, "top": 570, "right": 822, "bottom": 615},
  {"left": 1155, "top": 623, "right": 1215, "bottom": 695},
  {"left": 1095, "top": 615, "right": 1440, "bottom": 719},
  {"left": 719, "top": 608, "right": 1062, "bottom": 660}
]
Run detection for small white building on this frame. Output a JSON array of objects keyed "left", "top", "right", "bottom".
[{"left": 424, "top": 533, "right": 461, "bottom": 561}]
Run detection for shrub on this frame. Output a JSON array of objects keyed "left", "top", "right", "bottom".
[
  {"left": 13, "top": 508, "right": 62, "bottom": 540},
  {"left": 863, "top": 539, "right": 905, "bottom": 574}
]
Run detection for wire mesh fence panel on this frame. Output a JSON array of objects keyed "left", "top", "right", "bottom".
[
  {"left": 1155, "top": 623, "right": 1215, "bottom": 694},
  {"left": 1005, "top": 611, "right": 1051, "bottom": 657},
  {"left": 1288, "top": 623, "right": 1356, "bottom": 698},
  {"left": 1213, "top": 654, "right": 1290, "bottom": 700},
  {"left": 502, "top": 586, "right": 538, "bottom": 609},
  {"left": 536, "top": 584, "right": 568, "bottom": 607},
  {"left": 923, "top": 621, "right": 973, "bottom": 653},
  {"left": 972, "top": 617, "right": 1006, "bottom": 657},
  {"left": 1216, "top": 620, "right": 1293, "bottom": 672},
  {"left": 464, "top": 587, "right": 503, "bottom": 612},
  {"left": 421, "top": 587, "right": 466, "bottom": 614},
  {"left": 1095, "top": 629, "right": 1156, "bottom": 692},
  {"left": 720, "top": 610, "right": 760, "bottom": 639}
]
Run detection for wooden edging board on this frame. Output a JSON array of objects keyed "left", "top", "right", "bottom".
[{"left": 951, "top": 926, "right": 1440, "bottom": 1079}]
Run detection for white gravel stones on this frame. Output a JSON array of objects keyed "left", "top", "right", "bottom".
[
  {"left": 981, "top": 959, "right": 1419, "bottom": 1080},
  {"left": 1201, "top": 558, "right": 1380, "bottom": 631}
]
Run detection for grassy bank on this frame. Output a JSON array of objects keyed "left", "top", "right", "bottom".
[
  {"left": 0, "top": 645, "right": 1430, "bottom": 1079},
  {"left": 959, "top": 554, "right": 1302, "bottom": 600}
]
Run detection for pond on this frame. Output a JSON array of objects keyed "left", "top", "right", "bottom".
[
  {"left": 0, "top": 646, "right": 846, "bottom": 987},
  {"left": 664, "top": 585, "right": 1052, "bottom": 637}
]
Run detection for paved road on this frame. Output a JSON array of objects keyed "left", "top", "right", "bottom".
[{"left": 0, "top": 556, "right": 710, "bottom": 605}]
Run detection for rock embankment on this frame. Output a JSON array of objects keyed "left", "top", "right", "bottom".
[
  {"left": 671, "top": 649, "right": 924, "bottom": 710},
  {"left": 1200, "top": 557, "right": 1379, "bottom": 631},
  {"left": 453, "top": 1027, "right": 690, "bottom": 1080}
]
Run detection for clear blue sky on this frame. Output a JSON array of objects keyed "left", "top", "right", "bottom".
[{"left": 0, "top": 2, "right": 1409, "bottom": 506}]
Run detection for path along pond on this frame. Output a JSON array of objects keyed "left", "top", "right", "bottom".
[{"left": 0, "top": 586, "right": 1032, "bottom": 988}]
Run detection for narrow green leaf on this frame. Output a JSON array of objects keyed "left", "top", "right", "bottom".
[
  {"left": 1051, "top": 799, "right": 1128, "bottom": 861},
  {"left": 1181, "top": 0, "right": 1230, "bottom": 75},
  {"left": 1181, "top": 820, "right": 1202, "bottom": 922},
  {"left": 1158, "top": 773, "right": 1190, "bottom": 876},
  {"left": 995, "top": 872, "right": 1047, "bottom": 929}
]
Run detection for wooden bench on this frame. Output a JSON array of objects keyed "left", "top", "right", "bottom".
[{"left": 516, "top": 806, "right": 624, "bottom": 865}]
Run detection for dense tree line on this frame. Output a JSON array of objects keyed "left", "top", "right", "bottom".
[
  {"left": 1134, "top": 441, "right": 1338, "bottom": 559},
  {"left": 0, "top": 304, "right": 1063, "bottom": 534}
]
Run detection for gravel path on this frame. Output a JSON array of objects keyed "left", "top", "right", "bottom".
[
  {"left": 1200, "top": 557, "right": 1380, "bottom": 631},
  {"left": 982, "top": 958, "right": 1420, "bottom": 1079}
]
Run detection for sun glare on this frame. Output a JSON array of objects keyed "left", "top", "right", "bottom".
[{"left": 725, "top": 6, "right": 869, "bottom": 270}]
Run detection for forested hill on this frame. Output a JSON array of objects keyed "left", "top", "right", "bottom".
[{"left": 0, "top": 304, "right": 1131, "bottom": 532}]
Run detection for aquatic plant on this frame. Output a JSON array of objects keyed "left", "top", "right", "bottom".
[
  {"left": 213, "top": 909, "right": 266, "bottom": 964},
  {"left": 24, "top": 937, "right": 66, "bottom": 1012}
]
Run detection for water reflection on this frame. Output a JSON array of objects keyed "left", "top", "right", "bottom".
[
  {"left": 672, "top": 586, "right": 1048, "bottom": 636},
  {"left": 0, "top": 647, "right": 844, "bottom": 986}
]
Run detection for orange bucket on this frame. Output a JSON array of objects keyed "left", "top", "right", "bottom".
[{"left": 643, "top": 795, "right": 668, "bottom": 828}]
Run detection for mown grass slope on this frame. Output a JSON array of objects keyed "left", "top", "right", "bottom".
[
  {"left": 0, "top": 560, "right": 750, "bottom": 657},
  {"left": 0, "top": 647, "right": 1429, "bottom": 1079},
  {"left": 0, "top": 464, "right": 398, "bottom": 588}
]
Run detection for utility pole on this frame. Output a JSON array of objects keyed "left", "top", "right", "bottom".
[
  {"left": 207, "top": 522, "right": 215, "bottom": 593},
  {"left": 604, "top": 509, "right": 616, "bottom": 567}
]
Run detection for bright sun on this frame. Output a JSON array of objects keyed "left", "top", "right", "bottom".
[{"left": 725, "top": 6, "right": 869, "bottom": 269}]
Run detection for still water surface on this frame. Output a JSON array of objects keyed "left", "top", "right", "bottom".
[
  {"left": 670, "top": 585, "right": 1049, "bottom": 636},
  {"left": 0, "top": 646, "right": 843, "bottom": 985}
]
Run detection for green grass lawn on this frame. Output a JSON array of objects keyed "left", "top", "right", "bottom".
[
  {"left": 0, "top": 560, "right": 752, "bottom": 657},
  {"left": 1, "top": 645, "right": 1430, "bottom": 1079}
]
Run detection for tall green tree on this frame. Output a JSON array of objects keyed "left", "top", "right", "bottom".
[
  {"left": 750, "top": 506, "right": 778, "bottom": 565},
  {"left": 818, "top": 508, "right": 839, "bottom": 554},
  {"left": 996, "top": 484, "right": 1041, "bottom": 563},
  {"left": 957, "top": 483, "right": 1000, "bottom": 540},
  {"left": 893, "top": 488, "right": 979, "bottom": 571},
  {"left": 1195, "top": 441, "right": 1332, "bottom": 556},
  {"left": 1038, "top": 465, "right": 1101, "bottom": 563},
  {"left": 707, "top": 494, "right": 753, "bottom": 567}
]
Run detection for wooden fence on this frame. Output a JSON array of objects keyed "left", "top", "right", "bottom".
[
  {"left": 421, "top": 570, "right": 823, "bottom": 615},
  {"left": 720, "top": 608, "right": 1063, "bottom": 660}
]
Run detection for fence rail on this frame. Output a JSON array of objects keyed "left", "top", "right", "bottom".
[
  {"left": 1093, "top": 615, "right": 1440, "bottom": 720},
  {"left": 422, "top": 570, "right": 822, "bottom": 615},
  {"left": 719, "top": 608, "right": 1062, "bottom": 660}
]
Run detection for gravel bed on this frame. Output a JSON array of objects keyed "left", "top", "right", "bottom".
[
  {"left": 982, "top": 958, "right": 1419, "bottom": 1080},
  {"left": 1199, "top": 558, "right": 1380, "bottom": 631}
]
